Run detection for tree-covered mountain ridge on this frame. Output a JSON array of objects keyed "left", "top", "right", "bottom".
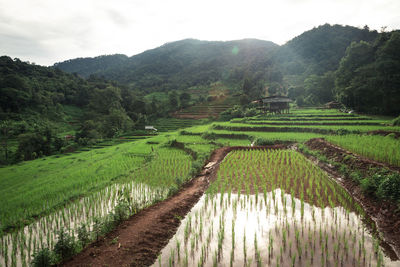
[
  {"left": 55, "top": 38, "right": 279, "bottom": 92},
  {"left": 54, "top": 24, "right": 377, "bottom": 88}
]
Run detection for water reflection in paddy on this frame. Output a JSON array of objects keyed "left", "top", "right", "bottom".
[{"left": 154, "top": 190, "right": 399, "bottom": 267}]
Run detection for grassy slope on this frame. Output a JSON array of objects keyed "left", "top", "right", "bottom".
[{"left": 0, "top": 140, "right": 151, "bottom": 231}]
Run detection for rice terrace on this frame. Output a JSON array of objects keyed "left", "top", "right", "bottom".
[
  {"left": 1, "top": 107, "right": 400, "bottom": 267},
  {"left": 1, "top": 14, "right": 400, "bottom": 267}
]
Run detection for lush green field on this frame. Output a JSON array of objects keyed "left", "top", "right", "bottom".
[
  {"left": 0, "top": 141, "right": 151, "bottom": 232},
  {"left": 326, "top": 134, "right": 400, "bottom": 167},
  {"left": 213, "top": 121, "right": 400, "bottom": 133}
]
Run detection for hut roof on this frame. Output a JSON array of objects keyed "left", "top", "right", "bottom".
[{"left": 260, "top": 96, "right": 292, "bottom": 103}]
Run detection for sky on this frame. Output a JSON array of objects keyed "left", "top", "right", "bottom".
[{"left": 0, "top": 0, "right": 399, "bottom": 66}]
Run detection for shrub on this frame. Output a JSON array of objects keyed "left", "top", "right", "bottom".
[
  {"left": 201, "top": 132, "right": 216, "bottom": 140},
  {"left": 349, "top": 171, "right": 363, "bottom": 183},
  {"left": 92, "top": 217, "right": 104, "bottom": 242},
  {"left": 377, "top": 173, "right": 400, "bottom": 200},
  {"left": 166, "top": 139, "right": 184, "bottom": 149},
  {"left": 77, "top": 223, "right": 90, "bottom": 247},
  {"left": 336, "top": 129, "right": 351, "bottom": 135},
  {"left": 386, "top": 133, "right": 396, "bottom": 139},
  {"left": 167, "top": 184, "right": 179, "bottom": 197},
  {"left": 360, "top": 173, "right": 384, "bottom": 196},
  {"left": 244, "top": 108, "right": 257, "bottom": 117},
  {"left": 31, "top": 248, "right": 55, "bottom": 267},
  {"left": 392, "top": 115, "right": 400, "bottom": 126},
  {"left": 253, "top": 138, "right": 275, "bottom": 146},
  {"left": 191, "top": 160, "right": 203, "bottom": 174},
  {"left": 53, "top": 228, "right": 76, "bottom": 261},
  {"left": 113, "top": 199, "right": 131, "bottom": 223},
  {"left": 360, "top": 177, "right": 378, "bottom": 195}
]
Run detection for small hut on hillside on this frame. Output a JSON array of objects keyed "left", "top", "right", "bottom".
[
  {"left": 255, "top": 96, "right": 292, "bottom": 114},
  {"left": 325, "top": 101, "right": 342, "bottom": 109}
]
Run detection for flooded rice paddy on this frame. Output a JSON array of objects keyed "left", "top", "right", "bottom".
[
  {"left": 0, "top": 182, "right": 168, "bottom": 267},
  {"left": 154, "top": 149, "right": 399, "bottom": 267}
]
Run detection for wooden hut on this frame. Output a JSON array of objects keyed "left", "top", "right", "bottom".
[{"left": 256, "top": 96, "right": 292, "bottom": 114}]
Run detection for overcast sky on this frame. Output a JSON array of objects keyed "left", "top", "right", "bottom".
[{"left": 1, "top": 0, "right": 399, "bottom": 66}]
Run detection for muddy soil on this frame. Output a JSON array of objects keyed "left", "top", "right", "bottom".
[
  {"left": 62, "top": 145, "right": 288, "bottom": 267},
  {"left": 303, "top": 138, "right": 400, "bottom": 258}
]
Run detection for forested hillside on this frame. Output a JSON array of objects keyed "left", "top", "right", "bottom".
[
  {"left": 55, "top": 24, "right": 396, "bottom": 112},
  {"left": 277, "top": 24, "right": 378, "bottom": 76},
  {"left": 0, "top": 57, "right": 182, "bottom": 165},
  {"left": 55, "top": 39, "right": 279, "bottom": 93},
  {"left": 53, "top": 54, "right": 129, "bottom": 78}
]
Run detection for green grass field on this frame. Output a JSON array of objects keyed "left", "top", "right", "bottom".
[{"left": 326, "top": 134, "right": 400, "bottom": 166}]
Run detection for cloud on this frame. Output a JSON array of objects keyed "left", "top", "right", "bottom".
[
  {"left": 0, "top": 0, "right": 399, "bottom": 65},
  {"left": 0, "top": 33, "right": 49, "bottom": 61}
]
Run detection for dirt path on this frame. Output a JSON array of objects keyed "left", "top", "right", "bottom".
[
  {"left": 62, "top": 146, "right": 286, "bottom": 267},
  {"left": 302, "top": 138, "right": 400, "bottom": 259}
]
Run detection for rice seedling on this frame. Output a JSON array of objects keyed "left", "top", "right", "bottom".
[
  {"left": 152, "top": 149, "right": 398, "bottom": 267},
  {"left": 0, "top": 147, "right": 193, "bottom": 266}
]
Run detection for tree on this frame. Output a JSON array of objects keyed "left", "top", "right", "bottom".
[
  {"left": 268, "top": 82, "right": 281, "bottom": 96},
  {"left": 168, "top": 91, "right": 179, "bottom": 109},
  {"left": 375, "top": 32, "right": 400, "bottom": 114},
  {"left": 179, "top": 92, "right": 191, "bottom": 108},
  {"left": 304, "top": 71, "right": 334, "bottom": 104},
  {"left": 335, "top": 41, "right": 375, "bottom": 111},
  {"left": 242, "top": 77, "right": 254, "bottom": 96},
  {"left": 335, "top": 34, "right": 400, "bottom": 114},
  {"left": 0, "top": 120, "right": 13, "bottom": 162}
]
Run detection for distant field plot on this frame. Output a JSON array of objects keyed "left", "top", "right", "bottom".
[
  {"left": 213, "top": 121, "right": 400, "bottom": 133},
  {"left": 326, "top": 134, "right": 400, "bottom": 167},
  {"left": 235, "top": 119, "right": 388, "bottom": 126},
  {"left": 210, "top": 130, "right": 325, "bottom": 142}
]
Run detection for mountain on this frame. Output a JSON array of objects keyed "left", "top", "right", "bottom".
[
  {"left": 0, "top": 56, "right": 90, "bottom": 115},
  {"left": 54, "top": 24, "right": 380, "bottom": 93},
  {"left": 53, "top": 54, "right": 129, "bottom": 78},
  {"left": 276, "top": 24, "right": 379, "bottom": 76},
  {"left": 55, "top": 39, "right": 279, "bottom": 92}
]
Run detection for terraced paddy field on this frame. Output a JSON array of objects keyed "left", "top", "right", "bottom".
[
  {"left": 1, "top": 108, "right": 400, "bottom": 266},
  {"left": 154, "top": 149, "right": 398, "bottom": 267}
]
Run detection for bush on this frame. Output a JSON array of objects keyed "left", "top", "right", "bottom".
[
  {"left": 31, "top": 248, "right": 55, "bottom": 267},
  {"left": 386, "top": 133, "right": 396, "bottom": 139},
  {"left": 92, "top": 217, "right": 104, "bottom": 242},
  {"left": 167, "top": 184, "right": 179, "bottom": 197},
  {"left": 253, "top": 138, "right": 275, "bottom": 146},
  {"left": 190, "top": 160, "right": 203, "bottom": 176},
  {"left": 53, "top": 228, "right": 76, "bottom": 261},
  {"left": 201, "top": 132, "right": 216, "bottom": 140},
  {"left": 392, "top": 115, "right": 400, "bottom": 126},
  {"left": 77, "top": 223, "right": 90, "bottom": 247},
  {"left": 349, "top": 171, "right": 363, "bottom": 183},
  {"left": 244, "top": 108, "right": 257, "bottom": 117},
  {"left": 165, "top": 139, "right": 184, "bottom": 149},
  {"left": 377, "top": 173, "right": 400, "bottom": 200},
  {"left": 113, "top": 199, "right": 131, "bottom": 223},
  {"left": 360, "top": 177, "right": 378, "bottom": 195},
  {"left": 336, "top": 129, "right": 351, "bottom": 135}
]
